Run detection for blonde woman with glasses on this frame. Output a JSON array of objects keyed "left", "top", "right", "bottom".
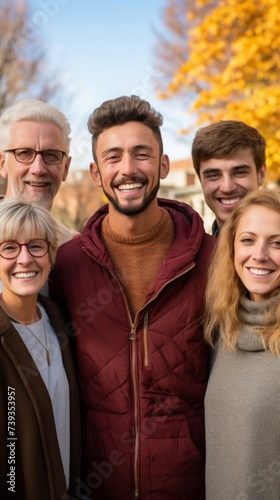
[{"left": 0, "top": 199, "right": 80, "bottom": 499}]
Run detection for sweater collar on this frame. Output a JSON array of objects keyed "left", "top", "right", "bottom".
[
  {"left": 101, "top": 208, "right": 171, "bottom": 245},
  {"left": 237, "top": 294, "right": 279, "bottom": 352}
]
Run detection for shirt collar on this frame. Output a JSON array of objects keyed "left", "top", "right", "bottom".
[{"left": 212, "top": 219, "right": 220, "bottom": 238}]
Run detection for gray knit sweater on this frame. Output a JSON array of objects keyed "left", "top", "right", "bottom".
[{"left": 205, "top": 296, "right": 280, "bottom": 500}]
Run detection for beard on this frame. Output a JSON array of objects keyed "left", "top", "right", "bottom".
[
  {"left": 103, "top": 180, "right": 160, "bottom": 216},
  {"left": 18, "top": 190, "right": 54, "bottom": 209},
  {"left": 9, "top": 179, "right": 56, "bottom": 210}
]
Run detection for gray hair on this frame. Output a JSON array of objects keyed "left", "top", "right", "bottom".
[
  {"left": 0, "top": 99, "right": 71, "bottom": 153},
  {"left": 0, "top": 199, "right": 59, "bottom": 265}
]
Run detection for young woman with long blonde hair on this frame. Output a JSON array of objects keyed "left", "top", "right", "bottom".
[{"left": 204, "top": 187, "right": 280, "bottom": 500}]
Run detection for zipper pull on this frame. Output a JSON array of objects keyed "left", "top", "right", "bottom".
[{"left": 129, "top": 323, "right": 137, "bottom": 340}]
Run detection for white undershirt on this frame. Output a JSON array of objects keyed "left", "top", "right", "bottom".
[{"left": 12, "top": 302, "right": 70, "bottom": 487}]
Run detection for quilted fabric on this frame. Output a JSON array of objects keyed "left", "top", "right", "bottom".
[{"left": 50, "top": 198, "right": 215, "bottom": 500}]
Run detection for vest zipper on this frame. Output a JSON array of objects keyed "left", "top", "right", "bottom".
[
  {"left": 129, "top": 323, "right": 137, "bottom": 340},
  {"left": 143, "top": 311, "right": 149, "bottom": 367},
  {"left": 130, "top": 320, "right": 139, "bottom": 499}
]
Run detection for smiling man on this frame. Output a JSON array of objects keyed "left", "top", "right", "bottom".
[
  {"left": 0, "top": 99, "right": 79, "bottom": 246},
  {"left": 50, "top": 95, "right": 215, "bottom": 500},
  {"left": 191, "top": 120, "right": 266, "bottom": 236}
]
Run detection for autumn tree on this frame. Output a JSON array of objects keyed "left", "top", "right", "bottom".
[
  {"left": 156, "top": 0, "right": 280, "bottom": 179},
  {"left": 0, "top": 0, "right": 74, "bottom": 222},
  {"left": 0, "top": 0, "right": 61, "bottom": 113}
]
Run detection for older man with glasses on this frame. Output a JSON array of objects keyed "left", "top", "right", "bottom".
[{"left": 0, "top": 99, "right": 79, "bottom": 246}]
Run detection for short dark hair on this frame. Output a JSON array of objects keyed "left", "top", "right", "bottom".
[
  {"left": 191, "top": 120, "right": 266, "bottom": 177},
  {"left": 87, "top": 95, "right": 164, "bottom": 161}
]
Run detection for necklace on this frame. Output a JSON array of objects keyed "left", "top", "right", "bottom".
[
  {"left": 21, "top": 314, "right": 51, "bottom": 367},
  {"left": 0, "top": 296, "right": 51, "bottom": 366}
]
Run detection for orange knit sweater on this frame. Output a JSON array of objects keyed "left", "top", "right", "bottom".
[{"left": 101, "top": 209, "right": 175, "bottom": 318}]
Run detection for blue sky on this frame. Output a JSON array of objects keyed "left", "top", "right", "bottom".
[{"left": 27, "top": 0, "right": 193, "bottom": 169}]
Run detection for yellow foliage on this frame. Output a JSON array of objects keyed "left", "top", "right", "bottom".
[{"left": 158, "top": 0, "right": 280, "bottom": 179}]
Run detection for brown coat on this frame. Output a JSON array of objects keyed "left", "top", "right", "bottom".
[{"left": 0, "top": 295, "right": 80, "bottom": 500}]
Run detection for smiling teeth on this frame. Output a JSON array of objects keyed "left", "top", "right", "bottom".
[
  {"left": 13, "top": 272, "right": 37, "bottom": 279},
  {"left": 221, "top": 197, "right": 240, "bottom": 205},
  {"left": 250, "top": 268, "right": 270, "bottom": 275},
  {"left": 28, "top": 182, "right": 47, "bottom": 186},
  {"left": 118, "top": 183, "right": 143, "bottom": 191}
]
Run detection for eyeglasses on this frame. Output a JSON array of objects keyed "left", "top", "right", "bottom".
[
  {"left": 4, "top": 148, "right": 67, "bottom": 165},
  {"left": 0, "top": 240, "right": 50, "bottom": 259}
]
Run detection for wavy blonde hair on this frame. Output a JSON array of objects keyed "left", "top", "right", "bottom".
[{"left": 204, "top": 187, "right": 280, "bottom": 356}]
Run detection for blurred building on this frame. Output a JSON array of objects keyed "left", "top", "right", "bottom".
[{"left": 159, "top": 158, "right": 213, "bottom": 233}]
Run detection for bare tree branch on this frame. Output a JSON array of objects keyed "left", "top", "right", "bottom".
[{"left": 0, "top": 0, "right": 63, "bottom": 113}]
